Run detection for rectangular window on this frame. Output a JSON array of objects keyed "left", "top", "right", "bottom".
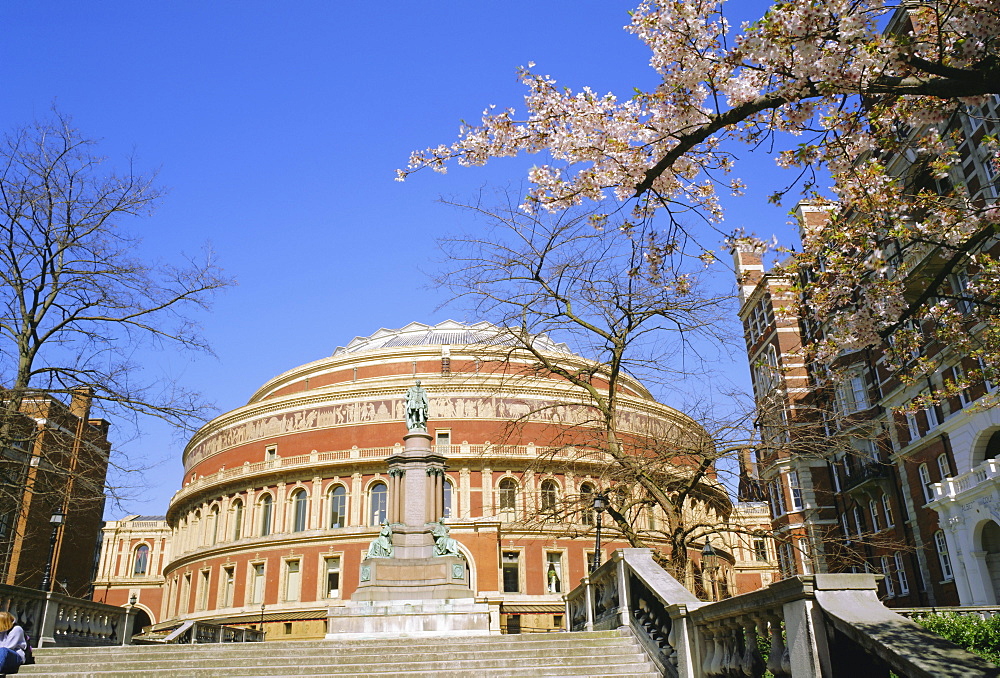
[
  {"left": 197, "top": 569, "right": 210, "bottom": 611},
  {"left": 222, "top": 566, "right": 235, "bottom": 608},
  {"left": 250, "top": 563, "right": 265, "bottom": 604},
  {"left": 788, "top": 471, "right": 803, "bottom": 511},
  {"left": 284, "top": 560, "right": 301, "bottom": 602},
  {"left": 853, "top": 507, "right": 864, "bottom": 538},
  {"left": 545, "top": 552, "right": 563, "bottom": 593},
  {"left": 325, "top": 556, "right": 341, "bottom": 599},
  {"left": 954, "top": 364, "right": 973, "bottom": 407},
  {"left": 881, "top": 556, "right": 895, "bottom": 597},
  {"left": 265, "top": 445, "right": 277, "bottom": 461},
  {"left": 869, "top": 500, "right": 880, "bottom": 532},
  {"left": 906, "top": 412, "right": 921, "bottom": 441},
  {"left": 502, "top": 551, "right": 520, "bottom": 593},
  {"left": 882, "top": 494, "right": 894, "bottom": 528},
  {"left": 935, "top": 531, "right": 954, "bottom": 581},
  {"left": 841, "top": 514, "right": 852, "bottom": 544},
  {"left": 435, "top": 430, "right": 451, "bottom": 454},
  {"left": 753, "top": 538, "right": 768, "bottom": 562}
]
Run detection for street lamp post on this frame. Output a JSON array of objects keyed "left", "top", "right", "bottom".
[
  {"left": 701, "top": 542, "right": 719, "bottom": 601},
  {"left": 259, "top": 602, "right": 266, "bottom": 635},
  {"left": 39, "top": 510, "right": 66, "bottom": 592},
  {"left": 591, "top": 493, "right": 608, "bottom": 573}
]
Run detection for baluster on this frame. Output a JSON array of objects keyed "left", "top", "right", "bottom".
[
  {"left": 726, "top": 620, "right": 745, "bottom": 676},
  {"left": 703, "top": 624, "right": 719, "bottom": 677},
  {"left": 741, "top": 616, "right": 766, "bottom": 678},
  {"left": 709, "top": 624, "right": 726, "bottom": 677},
  {"left": 766, "top": 613, "right": 788, "bottom": 678},
  {"left": 719, "top": 622, "right": 735, "bottom": 677},
  {"left": 666, "top": 611, "right": 681, "bottom": 668}
]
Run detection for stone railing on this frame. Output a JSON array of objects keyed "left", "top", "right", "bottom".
[
  {"left": 160, "top": 619, "right": 264, "bottom": 643},
  {"left": 0, "top": 584, "right": 136, "bottom": 647},
  {"left": 932, "top": 458, "right": 1000, "bottom": 501},
  {"left": 565, "top": 549, "right": 1000, "bottom": 678}
]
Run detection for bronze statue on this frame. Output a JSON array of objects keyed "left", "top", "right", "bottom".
[
  {"left": 405, "top": 380, "right": 429, "bottom": 432},
  {"left": 366, "top": 522, "right": 394, "bottom": 558}
]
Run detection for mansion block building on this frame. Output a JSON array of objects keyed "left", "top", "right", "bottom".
[
  {"left": 93, "top": 321, "right": 763, "bottom": 637},
  {"left": 734, "top": 96, "right": 1000, "bottom": 607}
]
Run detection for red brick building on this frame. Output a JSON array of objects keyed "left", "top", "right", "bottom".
[
  {"left": 0, "top": 389, "right": 110, "bottom": 597},
  {"left": 94, "top": 320, "right": 745, "bottom": 636}
]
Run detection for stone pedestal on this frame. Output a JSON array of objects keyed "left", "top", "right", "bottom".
[
  {"left": 325, "top": 598, "right": 490, "bottom": 639},
  {"left": 328, "top": 425, "right": 490, "bottom": 636},
  {"left": 352, "top": 555, "right": 471, "bottom": 601}
]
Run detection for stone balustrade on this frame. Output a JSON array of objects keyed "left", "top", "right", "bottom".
[
  {"left": 565, "top": 549, "right": 1000, "bottom": 678},
  {"left": 932, "top": 458, "right": 1000, "bottom": 501},
  {"left": 0, "top": 584, "right": 136, "bottom": 647},
  {"left": 171, "top": 443, "right": 611, "bottom": 504}
]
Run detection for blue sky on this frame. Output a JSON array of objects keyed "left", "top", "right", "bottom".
[{"left": 2, "top": 1, "right": 794, "bottom": 516}]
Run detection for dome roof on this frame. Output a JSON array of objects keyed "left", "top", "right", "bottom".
[{"left": 332, "top": 320, "right": 573, "bottom": 356}]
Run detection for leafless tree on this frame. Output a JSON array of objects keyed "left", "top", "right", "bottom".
[
  {"left": 0, "top": 112, "right": 231, "bottom": 578},
  {"left": 436, "top": 191, "right": 769, "bottom": 581}
]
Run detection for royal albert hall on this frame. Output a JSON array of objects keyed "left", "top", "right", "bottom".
[{"left": 105, "top": 321, "right": 728, "bottom": 637}]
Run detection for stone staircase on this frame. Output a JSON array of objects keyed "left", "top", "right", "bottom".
[{"left": 20, "top": 630, "right": 659, "bottom": 677}]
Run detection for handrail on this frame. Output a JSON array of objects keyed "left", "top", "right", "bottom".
[
  {"left": 160, "top": 619, "right": 264, "bottom": 644},
  {"left": 564, "top": 549, "right": 1000, "bottom": 677}
]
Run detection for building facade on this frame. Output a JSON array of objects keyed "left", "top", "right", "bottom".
[
  {"left": 94, "top": 321, "right": 748, "bottom": 637},
  {"left": 735, "top": 93, "right": 1000, "bottom": 606},
  {"left": 0, "top": 389, "right": 110, "bottom": 597}
]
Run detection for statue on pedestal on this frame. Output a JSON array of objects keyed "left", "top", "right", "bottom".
[
  {"left": 366, "top": 522, "right": 394, "bottom": 558},
  {"left": 405, "top": 380, "right": 429, "bottom": 432}
]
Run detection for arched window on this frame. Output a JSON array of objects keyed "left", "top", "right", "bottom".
[
  {"left": 541, "top": 479, "right": 559, "bottom": 514},
  {"left": 918, "top": 464, "right": 932, "bottom": 503},
  {"left": 937, "top": 454, "right": 951, "bottom": 480},
  {"left": 869, "top": 499, "right": 880, "bottom": 532},
  {"left": 935, "top": 530, "right": 953, "bottom": 581},
  {"left": 329, "top": 485, "right": 347, "bottom": 528},
  {"left": 580, "top": 483, "right": 595, "bottom": 526},
  {"left": 231, "top": 500, "right": 243, "bottom": 540},
  {"left": 443, "top": 480, "right": 454, "bottom": 519},
  {"left": 133, "top": 544, "right": 149, "bottom": 576},
  {"left": 209, "top": 505, "right": 220, "bottom": 545},
  {"left": 369, "top": 482, "right": 388, "bottom": 525},
  {"left": 191, "top": 510, "right": 202, "bottom": 549},
  {"left": 259, "top": 494, "right": 273, "bottom": 537},
  {"left": 498, "top": 478, "right": 518, "bottom": 521},
  {"left": 291, "top": 489, "right": 308, "bottom": 532},
  {"left": 986, "top": 430, "right": 1000, "bottom": 462}
]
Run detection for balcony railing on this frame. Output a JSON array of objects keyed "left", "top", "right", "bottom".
[
  {"left": 565, "top": 549, "right": 999, "bottom": 677},
  {"left": 932, "top": 459, "right": 1000, "bottom": 501},
  {"left": 173, "top": 443, "right": 612, "bottom": 504},
  {"left": 841, "top": 462, "right": 891, "bottom": 493},
  {"left": 0, "top": 585, "right": 136, "bottom": 648}
]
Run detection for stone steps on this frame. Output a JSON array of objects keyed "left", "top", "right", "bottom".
[{"left": 21, "top": 630, "right": 659, "bottom": 677}]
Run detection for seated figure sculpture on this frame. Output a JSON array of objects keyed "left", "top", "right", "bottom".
[
  {"left": 431, "top": 521, "right": 463, "bottom": 558},
  {"left": 366, "top": 522, "right": 394, "bottom": 558}
]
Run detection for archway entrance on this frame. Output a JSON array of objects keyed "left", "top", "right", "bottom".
[{"left": 982, "top": 521, "right": 1000, "bottom": 602}]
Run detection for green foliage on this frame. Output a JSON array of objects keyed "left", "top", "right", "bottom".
[{"left": 911, "top": 612, "right": 1000, "bottom": 665}]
